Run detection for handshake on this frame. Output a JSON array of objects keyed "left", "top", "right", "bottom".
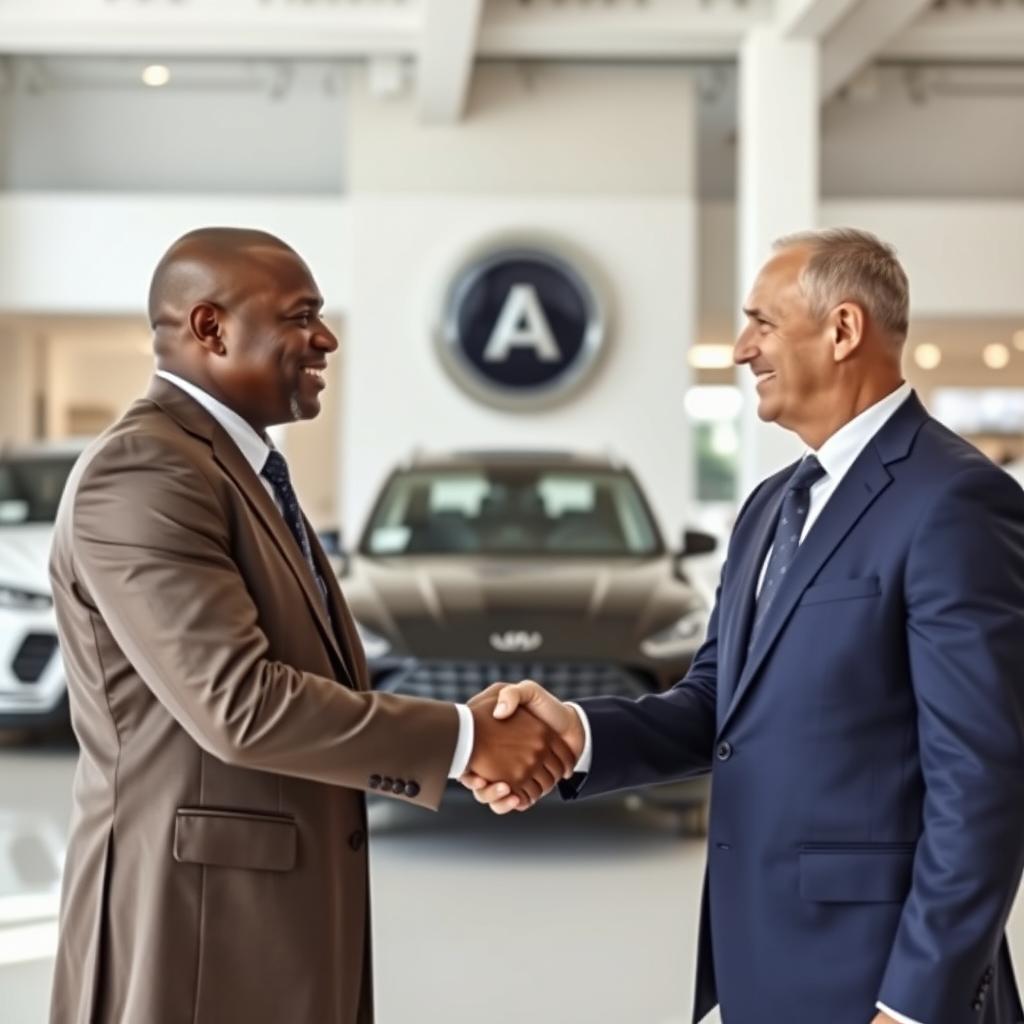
[{"left": 461, "top": 681, "right": 584, "bottom": 814}]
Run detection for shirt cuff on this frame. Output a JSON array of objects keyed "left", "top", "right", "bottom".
[
  {"left": 876, "top": 1001, "right": 925, "bottom": 1024},
  {"left": 447, "top": 704, "right": 475, "bottom": 779},
  {"left": 566, "top": 702, "right": 593, "bottom": 774}
]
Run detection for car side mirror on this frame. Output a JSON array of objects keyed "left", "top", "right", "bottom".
[
  {"left": 680, "top": 529, "right": 718, "bottom": 557},
  {"left": 318, "top": 527, "right": 351, "bottom": 579}
]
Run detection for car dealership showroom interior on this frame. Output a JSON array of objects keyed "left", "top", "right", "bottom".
[{"left": 3, "top": 2, "right": 1024, "bottom": 1023}]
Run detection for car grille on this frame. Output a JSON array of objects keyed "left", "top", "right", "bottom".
[
  {"left": 374, "top": 661, "right": 653, "bottom": 703},
  {"left": 12, "top": 633, "right": 59, "bottom": 684}
]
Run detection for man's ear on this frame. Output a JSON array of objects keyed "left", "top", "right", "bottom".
[
  {"left": 831, "top": 302, "right": 865, "bottom": 363},
  {"left": 188, "top": 302, "right": 226, "bottom": 355}
]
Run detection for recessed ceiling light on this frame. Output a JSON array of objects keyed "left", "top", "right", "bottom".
[
  {"left": 142, "top": 65, "right": 171, "bottom": 88},
  {"left": 687, "top": 344, "right": 734, "bottom": 370},
  {"left": 913, "top": 343, "right": 942, "bottom": 370},
  {"left": 983, "top": 343, "right": 1011, "bottom": 370}
]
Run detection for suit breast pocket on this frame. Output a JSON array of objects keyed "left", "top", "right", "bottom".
[
  {"left": 798, "top": 575, "right": 881, "bottom": 607},
  {"left": 173, "top": 807, "right": 297, "bottom": 872}
]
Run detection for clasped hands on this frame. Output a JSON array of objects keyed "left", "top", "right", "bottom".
[{"left": 462, "top": 680, "right": 582, "bottom": 813}]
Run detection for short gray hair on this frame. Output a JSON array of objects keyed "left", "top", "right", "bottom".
[{"left": 773, "top": 227, "right": 910, "bottom": 341}]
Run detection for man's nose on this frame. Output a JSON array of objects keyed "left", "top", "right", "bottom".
[
  {"left": 314, "top": 322, "right": 339, "bottom": 352},
  {"left": 733, "top": 326, "right": 756, "bottom": 366}
]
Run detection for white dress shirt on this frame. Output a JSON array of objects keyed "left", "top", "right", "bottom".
[
  {"left": 155, "top": 370, "right": 474, "bottom": 779},
  {"left": 572, "top": 382, "right": 921, "bottom": 1024}
]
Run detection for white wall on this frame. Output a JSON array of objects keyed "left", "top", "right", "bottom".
[
  {"left": 0, "top": 58, "right": 347, "bottom": 193},
  {"left": 0, "top": 193, "right": 351, "bottom": 316},
  {"left": 345, "top": 195, "right": 697, "bottom": 539},
  {"left": 699, "top": 199, "right": 1024, "bottom": 323},
  {"left": 343, "top": 63, "right": 698, "bottom": 538}
]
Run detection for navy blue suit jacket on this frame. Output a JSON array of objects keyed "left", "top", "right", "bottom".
[{"left": 569, "top": 394, "right": 1024, "bottom": 1024}]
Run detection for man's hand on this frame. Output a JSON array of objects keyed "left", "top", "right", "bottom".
[
  {"left": 871, "top": 1013, "right": 898, "bottom": 1024},
  {"left": 466, "top": 687, "right": 577, "bottom": 806},
  {"left": 462, "top": 680, "right": 585, "bottom": 813}
]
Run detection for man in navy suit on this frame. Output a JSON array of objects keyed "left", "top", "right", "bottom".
[{"left": 464, "top": 229, "right": 1024, "bottom": 1024}]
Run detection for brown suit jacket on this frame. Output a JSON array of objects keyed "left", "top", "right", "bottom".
[{"left": 48, "top": 377, "right": 458, "bottom": 1024}]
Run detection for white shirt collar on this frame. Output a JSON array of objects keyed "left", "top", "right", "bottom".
[
  {"left": 155, "top": 369, "right": 271, "bottom": 477},
  {"left": 811, "top": 381, "right": 913, "bottom": 484}
]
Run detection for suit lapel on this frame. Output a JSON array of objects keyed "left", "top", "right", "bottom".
[
  {"left": 146, "top": 377, "right": 347, "bottom": 674},
  {"left": 307, "top": 530, "right": 366, "bottom": 690},
  {"left": 717, "top": 480, "right": 787, "bottom": 716},
  {"left": 210, "top": 435, "right": 347, "bottom": 670},
  {"left": 719, "top": 441, "right": 893, "bottom": 735}
]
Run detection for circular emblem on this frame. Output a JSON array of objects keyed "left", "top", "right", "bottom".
[{"left": 436, "top": 242, "right": 608, "bottom": 410}]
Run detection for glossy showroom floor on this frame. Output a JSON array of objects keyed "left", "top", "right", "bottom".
[{"left": 2, "top": 738, "right": 1022, "bottom": 1024}]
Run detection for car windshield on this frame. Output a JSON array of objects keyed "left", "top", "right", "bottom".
[
  {"left": 363, "top": 467, "right": 662, "bottom": 556},
  {"left": 0, "top": 456, "right": 78, "bottom": 525}
]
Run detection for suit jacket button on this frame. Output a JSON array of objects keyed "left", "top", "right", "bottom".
[
  {"left": 349, "top": 830, "right": 365, "bottom": 852},
  {"left": 972, "top": 999, "right": 983, "bottom": 1012},
  {"left": 392, "top": 779, "right": 406, "bottom": 795},
  {"left": 716, "top": 742, "right": 733, "bottom": 761},
  {"left": 984, "top": 967, "right": 994, "bottom": 980},
  {"left": 369, "top": 774, "right": 382, "bottom": 790},
  {"left": 405, "top": 781, "right": 420, "bottom": 798}
]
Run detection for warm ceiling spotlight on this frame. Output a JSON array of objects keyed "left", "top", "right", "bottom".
[
  {"left": 912, "top": 343, "right": 942, "bottom": 370},
  {"left": 687, "top": 344, "right": 734, "bottom": 370},
  {"left": 142, "top": 65, "right": 171, "bottom": 88},
  {"left": 1013, "top": 330, "right": 1024, "bottom": 353},
  {"left": 983, "top": 343, "right": 1011, "bottom": 370}
]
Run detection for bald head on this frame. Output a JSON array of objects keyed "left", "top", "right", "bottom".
[
  {"left": 148, "top": 227, "right": 299, "bottom": 332},
  {"left": 146, "top": 226, "right": 337, "bottom": 432}
]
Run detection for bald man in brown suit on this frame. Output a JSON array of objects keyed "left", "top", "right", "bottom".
[{"left": 48, "top": 228, "right": 575, "bottom": 1024}]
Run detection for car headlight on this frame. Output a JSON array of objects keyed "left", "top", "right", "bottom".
[
  {"left": 640, "top": 606, "right": 707, "bottom": 659},
  {"left": 354, "top": 620, "right": 392, "bottom": 661},
  {"left": 0, "top": 584, "right": 53, "bottom": 611}
]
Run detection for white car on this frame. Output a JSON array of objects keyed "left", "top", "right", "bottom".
[{"left": 0, "top": 442, "right": 84, "bottom": 734}]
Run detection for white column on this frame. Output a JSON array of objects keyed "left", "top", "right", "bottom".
[{"left": 737, "top": 27, "right": 820, "bottom": 496}]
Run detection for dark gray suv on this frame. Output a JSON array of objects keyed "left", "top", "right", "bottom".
[{"left": 339, "top": 450, "right": 718, "bottom": 826}]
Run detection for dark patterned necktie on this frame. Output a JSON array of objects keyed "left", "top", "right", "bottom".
[
  {"left": 749, "top": 455, "right": 827, "bottom": 644},
  {"left": 261, "top": 450, "right": 329, "bottom": 606}
]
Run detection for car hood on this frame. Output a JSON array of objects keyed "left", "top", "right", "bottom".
[
  {"left": 0, "top": 526, "right": 53, "bottom": 595},
  {"left": 344, "top": 554, "right": 700, "bottom": 659}
]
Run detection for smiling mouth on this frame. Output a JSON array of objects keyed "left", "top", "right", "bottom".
[
  {"left": 301, "top": 366, "right": 326, "bottom": 387},
  {"left": 754, "top": 371, "right": 776, "bottom": 387}
]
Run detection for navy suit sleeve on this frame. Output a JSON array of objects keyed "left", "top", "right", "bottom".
[
  {"left": 560, "top": 571, "right": 721, "bottom": 800},
  {"left": 877, "top": 466, "right": 1024, "bottom": 1022}
]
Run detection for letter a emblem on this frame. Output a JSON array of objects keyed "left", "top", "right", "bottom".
[{"left": 483, "top": 284, "right": 561, "bottom": 363}]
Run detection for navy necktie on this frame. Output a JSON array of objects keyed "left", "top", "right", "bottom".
[
  {"left": 750, "top": 455, "right": 827, "bottom": 644},
  {"left": 261, "top": 450, "right": 329, "bottom": 606}
]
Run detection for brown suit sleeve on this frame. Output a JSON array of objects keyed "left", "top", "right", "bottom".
[{"left": 66, "top": 435, "right": 459, "bottom": 809}]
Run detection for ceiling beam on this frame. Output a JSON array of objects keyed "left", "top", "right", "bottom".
[
  {"left": 0, "top": 0, "right": 771, "bottom": 60},
  {"left": 775, "top": 0, "right": 862, "bottom": 41},
  {"left": 884, "top": 4, "right": 1024, "bottom": 63},
  {"left": 821, "top": 0, "right": 932, "bottom": 100},
  {"left": 417, "top": 0, "right": 483, "bottom": 123}
]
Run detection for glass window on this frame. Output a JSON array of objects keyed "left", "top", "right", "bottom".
[
  {"left": 0, "top": 457, "right": 78, "bottom": 525},
  {"left": 363, "top": 468, "right": 661, "bottom": 557}
]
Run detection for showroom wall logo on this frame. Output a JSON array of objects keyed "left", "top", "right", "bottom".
[{"left": 436, "top": 241, "right": 609, "bottom": 410}]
